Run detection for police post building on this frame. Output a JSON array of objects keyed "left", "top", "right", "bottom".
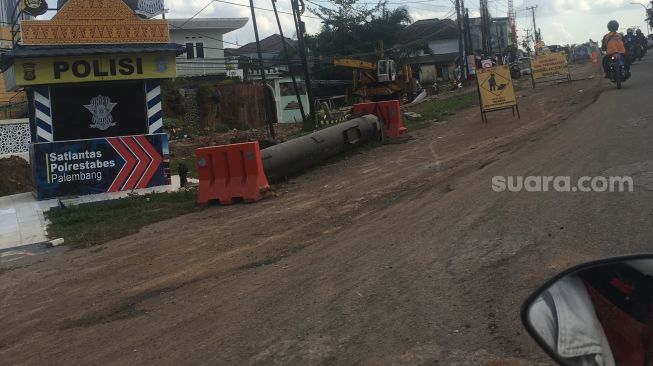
[{"left": 1, "top": 0, "right": 184, "bottom": 199}]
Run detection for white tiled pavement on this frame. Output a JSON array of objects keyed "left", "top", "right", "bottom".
[
  {"left": 0, "top": 193, "right": 58, "bottom": 251},
  {"left": 0, "top": 176, "right": 199, "bottom": 251}
]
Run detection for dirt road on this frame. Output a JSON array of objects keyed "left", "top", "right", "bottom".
[{"left": 2, "top": 63, "right": 643, "bottom": 365}]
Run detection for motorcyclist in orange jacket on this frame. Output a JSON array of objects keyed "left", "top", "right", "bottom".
[{"left": 602, "top": 20, "right": 630, "bottom": 79}]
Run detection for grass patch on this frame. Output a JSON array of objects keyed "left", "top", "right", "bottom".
[
  {"left": 170, "top": 157, "right": 198, "bottom": 179},
  {"left": 46, "top": 190, "right": 201, "bottom": 249},
  {"left": 513, "top": 77, "right": 531, "bottom": 92},
  {"left": 404, "top": 92, "right": 479, "bottom": 130}
]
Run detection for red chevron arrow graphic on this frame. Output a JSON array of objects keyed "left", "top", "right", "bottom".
[
  {"left": 134, "top": 135, "right": 164, "bottom": 189},
  {"left": 107, "top": 137, "right": 137, "bottom": 192},
  {"left": 121, "top": 136, "right": 151, "bottom": 191}
]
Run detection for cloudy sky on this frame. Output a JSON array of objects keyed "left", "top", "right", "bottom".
[{"left": 165, "top": 0, "right": 650, "bottom": 47}]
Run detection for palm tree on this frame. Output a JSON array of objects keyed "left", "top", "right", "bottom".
[{"left": 363, "top": 6, "right": 413, "bottom": 54}]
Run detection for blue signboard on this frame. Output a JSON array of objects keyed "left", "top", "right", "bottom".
[{"left": 31, "top": 133, "right": 168, "bottom": 200}]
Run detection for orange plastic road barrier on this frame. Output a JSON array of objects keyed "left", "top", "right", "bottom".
[
  {"left": 591, "top": 51, "right": 600, "bottom": 69},
  {"left": 195, "top": 142, "right": 270, "bottom": 204},
  {"left": 352, "top": 100, "right": 407, "bottom": 139}
]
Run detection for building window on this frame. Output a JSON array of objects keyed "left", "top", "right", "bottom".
[
  {"left": 196, "top": 42, "right": 205, "bottom": 59},
  {"left": 186, "top": 43, "right": 195, "bottom": 59}
]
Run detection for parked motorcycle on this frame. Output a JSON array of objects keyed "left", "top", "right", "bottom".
[
  {"left": 608, "top": 53, "right": 627, "bottom": 89},
  {"left": 522, "top": 254, "right": 653, "bottom": 365}
]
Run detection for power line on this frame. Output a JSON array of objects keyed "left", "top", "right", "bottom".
[
  {"left": 213, "top": 0, "right": 320, "bottom": 19},
  {"left": 525, "top": 5, "right": 540, "bottom": 42},
  {"left": 169, "top": 24, "right": 244, "bottom": 48},
  {"left": 178, "top": 0, "right": 214, "bottom": 28}
]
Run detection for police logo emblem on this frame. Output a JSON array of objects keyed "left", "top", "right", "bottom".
[
  {"left": 135, "top": 0, "right": 166, "bottom": 18},
  {"left": 23, "top": 63, "right": 36, "bottom": 81},
  {"left": 23, "top": 0, "right": 48, "bottom": 17},
  {"left": 155, "top": 57, "right": 168, "bottom": 73},
  {"left": 85, "top": 95, "right": 118, "bottom": 131}
]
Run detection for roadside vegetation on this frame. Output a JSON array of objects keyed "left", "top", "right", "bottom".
[
  {"left": 47, "top": 190, "right": 201, "bottom": 249},
  {"left": 170, "top": 157, "right": 199, "bottom": 179},
  {"left": 403, "top": 91, "right": 479, "bottom": 130}
]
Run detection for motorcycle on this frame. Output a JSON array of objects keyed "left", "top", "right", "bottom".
[
  {"left": 509, "top": 62, "right": 522, "bottom": 80},
  {"left": 636, "top": 44, "right": 646, "bottom": 60},
  {"left": 627, "top": 44, "right": 645, "bottom": 63},
  {"left": 608, "top": 53, "right": 627, "bottom": 89},
  {"left": 522, "top": 254, "right": 653, "bottom": 365}
]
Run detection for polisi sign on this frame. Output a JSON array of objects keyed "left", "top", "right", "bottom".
[
  {"left": 15, "top": 53, "right": 176, "bottom": 86},
  {"left": 53, "top": 57, "right": 144, "bottom": 80}
]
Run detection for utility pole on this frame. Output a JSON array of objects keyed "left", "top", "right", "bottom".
[
  {"left": 508, "top": 0, "right": 517, "bottom": 45},
  {"left": 465, "top": 8, "right": 473, "bottom": 55},
  {"left": 527, "top": 5, "right": 540, "bottom": 43},
  {"left": 248, "top": 0, "right": 276, "bottom": 140},
  {"left": 479, "top": 0, "right": 490, "bottom": 55},
  {"left": 480, "top": 0, "right": 493, "bottom": 54},
  {"left": 525, "top": 29, "right": 533, "bottom": 56},
  {"left": 291, "top": 0, "right": 316, "bottom": 128},
  {"left": 270, "top": 0, "right": 307, "bottom": 128},
  {"left": 455, "top": 0, "right": 466, "bottom": 80}
]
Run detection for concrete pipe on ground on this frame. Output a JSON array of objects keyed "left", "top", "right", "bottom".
[{"left": 261, "top": 115, "right": 382, "bottom": 182}]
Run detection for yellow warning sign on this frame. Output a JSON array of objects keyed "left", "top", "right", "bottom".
[
  {"left": 532, "top": 53, "right": 569, "bottom": 80},
  {"left": 476, "top": 65, "right": 517, "bottom": 111}
]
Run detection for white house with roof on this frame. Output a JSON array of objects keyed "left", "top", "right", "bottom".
[{"left": 168, "top": 18, "right": 248, "bottom": 77}]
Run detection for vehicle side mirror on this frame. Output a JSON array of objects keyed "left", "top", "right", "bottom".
[{"left": 522, "top": 254, "right": 653, "bottom": 366}]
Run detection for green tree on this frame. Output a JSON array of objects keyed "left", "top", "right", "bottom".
[
  {"left": 363, "top": 6, "right": 412, "bottom": 52},
  {"left": 308, "top": 1, "right": 411, "bottom": 56}
]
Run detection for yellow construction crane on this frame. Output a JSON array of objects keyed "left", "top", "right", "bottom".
[{"left": 333, "top": 57, "right": 415, "bottom": 103}]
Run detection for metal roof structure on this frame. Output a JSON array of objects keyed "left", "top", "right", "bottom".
[
  {"left": 402, "top": 18, "right": 459, "bottom": 43},
  {"left": 168, "top": 18, "right": 249, "bottom": 32},
  {"left": 229, "top": 34, "right": 297, "bottom": 56},
  {"left": 404, "top": 52, "right": 459, "bottom": 65},
  {"left": 1, "top": 43, "right": 186, "bottom": 71}
]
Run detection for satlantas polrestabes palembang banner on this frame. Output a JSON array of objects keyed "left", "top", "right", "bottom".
[{"left": 31, "top": 133, "right": 169, "bottom": 200}]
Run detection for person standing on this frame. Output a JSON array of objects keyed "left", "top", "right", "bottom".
[
  {"left": 489, "top": 73, "right": 497, "bottom": 92},
  {"left": 210, "top": 88, "right": 222, "bottom": 144}
]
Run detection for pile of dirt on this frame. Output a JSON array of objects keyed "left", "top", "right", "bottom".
[{"left": 0, "top": 156, "right": 32, "bottom": 196}]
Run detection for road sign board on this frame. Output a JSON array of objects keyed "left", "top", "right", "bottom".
[
  {"left": 31, "top": 133, "right": 168, "bottom": 200},
  {"left": 15, "top": 53, "right": 176, "bottom": 86},
  {"left": 532, "top": 53, "right": 569, "bottom": 80},
  {"left": 476, "top": 65, "right": 517, "bottom": 111}
]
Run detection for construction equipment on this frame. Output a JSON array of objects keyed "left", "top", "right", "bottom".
[{"left": 333, "top": 57, "right": 415, "bottom": 103}]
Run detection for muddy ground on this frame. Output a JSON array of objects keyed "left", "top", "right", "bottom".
[
  {"left": 0, "top": 63, "right": 611, "bottom": 365},
  {"left": 169, "top": 123, "right": 302, "bottom": 162},
  {"left": 0, "top": 156, "right": 32, "bottom": 196}
]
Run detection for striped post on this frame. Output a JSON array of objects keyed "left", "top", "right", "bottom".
[
  {"left": 145, "top": 80, "right": 163, "bottom": 134},
  {"left": 33, "top": 87, "right": 53, "bottom": 142}
]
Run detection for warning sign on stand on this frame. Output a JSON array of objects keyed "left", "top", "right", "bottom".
[
  {"left": 475, "top": 65, "right": 519, "bottom": 122},
  {"left": 532, "top": 52, "right": 570, "bottom": 81},
  {"left": 530, "top": 52, "right": 571, "bottom": 89},
  {"left": 477, "top": 65, "right": 517, "bottom": 110}
]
